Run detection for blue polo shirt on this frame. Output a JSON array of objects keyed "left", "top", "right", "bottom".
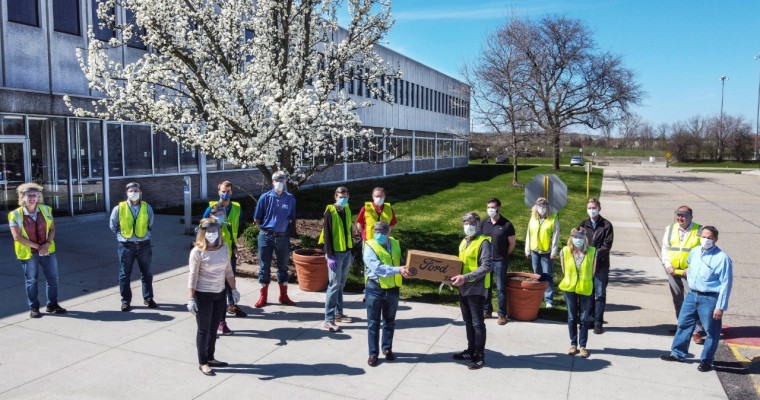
[{"left": 253, "top": 189, "right": 296, "bottom": 233}]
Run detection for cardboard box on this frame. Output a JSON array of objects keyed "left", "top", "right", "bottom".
[{"left": 405, "top": 249, "right": 463, "bottom": 282}]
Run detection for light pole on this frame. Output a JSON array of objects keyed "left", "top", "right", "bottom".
[
  {"left": 719, "top": 76, "right": 728, "bottom": 160},
  {"left": 754, "top": 54, "right": 760, "bottom": 161}
]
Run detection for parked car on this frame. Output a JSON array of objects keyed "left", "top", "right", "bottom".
[
  {"left": 570, "top": 155, "right": 584, "bottom": 166},
  {"left": 495, "top": 155, "right": 509, "bottom": 164}
]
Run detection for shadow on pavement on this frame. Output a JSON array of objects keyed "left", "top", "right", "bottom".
[
  {"left": 63, "top": 309, "right": 175, "bottom": 322},
  {"left": 605, "top": 323, "right": 675, "bottom": 337},
  {"left": 232, "top": 327, "right": 352, "bottom": 346},
  {"left": 609, "top": 268, "right": 661, "bottom": 287},
  {"left": 218, "top": 362, "right": 366, "bottom": 380}
]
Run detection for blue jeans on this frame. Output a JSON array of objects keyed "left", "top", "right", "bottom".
[
  {"left": 531, "top": 251, "right": 554, "bottom": 304},
  {"left": 670, "top": 291, "right": 722, "bottom": 364},
  {"left": 365, "top": 279, "right": 399, "bottom": 356},
  {"left": 324, "top": 250, "right": 351, "bottom": 321},
  {"left": 194, "top": 290, "right": 226, "bottom": 365},
  {"left": 592, "top": 267, "right": 609, "bottom": 325},
  {"left": 565, "top": 292, "right": 592, "bottom": 347},
  {"left": 258, "top": 232, "right": 290, "bottom": 284},
  {"left": 484, "top": 260, "right": 508, "bottom": 316},
  {"left": 460, "top": 294, "right": 487, "bottom": 355},
  {"left": 21, "top": 253, "right": 60, "bottom": 308},
  {"left": 118, "top": 241, "right": 153, "bottom": 303}
]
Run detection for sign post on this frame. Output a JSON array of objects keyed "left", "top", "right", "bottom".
[
  {"left": 665, "top": 152, "right": 671, "bottom": 168},
  {"left": 525, "top": 174, "right": 568, "bottom": 213},
  {"left": 183, "top": 176, "right": 193, "bottom": 235}
]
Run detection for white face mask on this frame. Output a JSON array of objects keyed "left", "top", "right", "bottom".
[
  {"left": 273, "top": 182, "right": 285, "bottom": 193},
  {"left": 463, "top": 224, "right": 477, "bottom": 237},
  {"left": 486, "top": 208, "right": 498, "bottom": 218},
  {"left": 587, "top": 208, "right": 599, "bottom": 218},
  {"left": 537, "top": 206, "right": 547, "bottom": 215},
  {"left": 127, "top": 191, "right": 140, "bottom": 201},
  {"left": 205, "top": 231, "right": 219, "bottom": 244},
  {"left": 373, "top": 197, "right": 385, "bottom": 206},
  {"left": 700, "top": 237, "right": 715, "bottom": 250},
  {"left": 572, "top": 238, "right": 585, "bottom": 248}
]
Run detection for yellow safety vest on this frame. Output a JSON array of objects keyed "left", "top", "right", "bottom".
[
  {"left": 364, "top": 238, "right": 403, "bottom": 289},
  {"left": 458, "top": 235, "right": 492, "bottom": 288},
  {"left": 208, "top": 201, "right": 241, "bottom": 242},
  {"left": 318, "top": 204, "right": 353, "bottom": 252},
  {"left": 8, "top": 205, "right": 56, "bottom": 260},
  {"left": 364, "top": 202, "right": 393, "bottom": 240},
  {"left": 559, "top": 246, "right": 596, "bottom": 296},
  {"left": 118, "top": 201, "right": 149, "bottom": 239},
  {"left": 529, "top": 214, "right": 556, "bottom": 252},
  {"left": 665, "top": 223, "right": 702, "bottom": 275}
]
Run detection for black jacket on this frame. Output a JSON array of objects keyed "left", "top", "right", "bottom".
[{"left": 579, "top": 215, "right": 614, "bottom": 270}]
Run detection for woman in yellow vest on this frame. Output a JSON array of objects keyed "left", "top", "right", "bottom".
[
  {"left": 319, "top": 186, "right": 354, "bottom": 332},
  {"left": 524, "top": 197, "right": 560, "bottom": 308},
  {"left": 559, "top": 228, "right": 597, "bottom": 358},
  {"left": 8, "top": 182, "right": 66, "bottom": 318},
  {"left": 362, "top": 221, "right": 410, "bottom": 367},
  {"left": 450, "top": 212, "right": 493, "bottom": 370}
]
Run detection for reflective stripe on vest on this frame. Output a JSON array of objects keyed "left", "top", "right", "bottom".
[
  {"left": 208, "top": 201, "right": 241, "bottom": 243},
  {"left": 559, "top": 246, "right": 596, "bottom": 296},
  {"left": 364, "top": 238, "right": 402, "bottom": 289},
  {"left": 318, "top": 204, "right": 353, "bottom": 252},
  {"left": 458, "top": 235, "right": 492, "bottom": 288},
  {"left": 118, "top": 201, "right": 149, "bottom": 239},
  {"left": 529, "top": 214, "right": 556, "bottom": 252},
  {"left": 363, "top": 202, "right": 393, "bottom": 240},
  {"left": 8, "top": 205, "right": 56, "bottom": 260},
  {"left": 665, "top": 223, "right": 701, "bottom": 275}
]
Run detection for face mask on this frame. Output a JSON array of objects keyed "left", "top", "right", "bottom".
[
  {"left": 374, "top": 233, "right": 387, "bottom": 245},
  {"left": 487, "top": 208, "right": 498, "bottom": 218},
  {"left": 214, "top": 215, "right": 226, "bottom": 224},
  {"left": 587, "top": 208, "right": 599, "bottom": 218},
  {"left": 463, "top": 224, "right": 477, "bottom": 237},
  {"left": 205, "top": 231, "right": 219, "bottom": 244},
  {"left": 274, "top": 182, "right": 285, "bottom": 193},
  {"left": 700, "top": 238, "right": 714, "bottom": 250},
  {"left": 572, "top": 238, "right": 585, "bottom": 248},
  {"left": 127, "top": 192, "right": 140, "bottom": 201},
  {"left": 337, "top": 197, "right": 349, "bottom": 207},
  {"left": 537, "top": 206, "right": 547, "bottom": 215},
  {"left": 373, "top": 197, "right": 385, "bottom": 206},
  {"left": 219, "top": 192, "right": 231, "bottom": 201}
]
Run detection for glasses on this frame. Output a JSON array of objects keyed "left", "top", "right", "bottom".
[{"left": 25, "top": 193, "right": 40, "bottom": 198}]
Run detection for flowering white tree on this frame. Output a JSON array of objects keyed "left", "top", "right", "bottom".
[{"left": 67, "top": 0, "right": 398, "bottom": 190}]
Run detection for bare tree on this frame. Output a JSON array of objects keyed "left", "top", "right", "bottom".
[
  {"left": 685, "top": 116, "right": 708, "bottom": 159},
  {"left": 619, "top": 114, "right": 643, "bottom": 149},
  {"left": 489, "top": 16, "right": 644, "bottom": 169},
  {"left": 709, "top": 114, "right": 750, "bottom": 161}
]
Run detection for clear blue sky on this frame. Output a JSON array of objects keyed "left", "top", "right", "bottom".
[{"left": 377, "top": 0, "right": 760, "bottom": 134}]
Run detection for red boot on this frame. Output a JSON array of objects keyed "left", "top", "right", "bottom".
[
  {"left": 278, "top": 283, "right": 296, "bottom": 306},
  {"left": 255, "top": 284, "right": 269, "bottom": 308}
]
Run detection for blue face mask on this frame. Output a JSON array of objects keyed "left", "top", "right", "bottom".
[
  {"left": 337, "top": 197, "right": 349, "bottom": 207},
  {"left": 214, "top": 215, "right": 226, "bottom": 224},
  {"left": 219, "top": 192, "right": 231, "bottom": 201},
  {"left": 374, "top": 233, "right": 387, "bottom": 245}
]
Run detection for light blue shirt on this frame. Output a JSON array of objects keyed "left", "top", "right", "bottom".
[
  {"left": 363, "top": 241, "right": 402, "bottom": 282},
  {"left": 109, "top": 201, "right": 154, "bottom": 242},
  {"left": 686, "top": 245, "right": 733, "bottom": 311}
]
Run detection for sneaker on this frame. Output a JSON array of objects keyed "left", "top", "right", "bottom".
[
  {"left": 467, "top": 355, "right": 485, "bottom": 370},
  {"left": 30, "top": 307, "right": 42, "bottom": 318},
  {"left": 335, "top": 314, "right": 353, "bottom": 323},
  {"left": 228, "top": 305, "right": 248, "bottom": 317},
  {"left": 323, "top": 321, "right": 342, "bottom": 332},
  {"left": 453, "top": 350, "right": 474, "bottom": 361},
  {"left": 383, "top": 349, "right": 396, "bottom": 361},
  {"left": 218, "top": 321, "right": 233, "bottom": 336},
  {"left": 121, "top": 302, "right": 131, "bottom": 312},
  {"left": 497, "top": 316, "right": 507, "bottom": 325},
  {"left": 144, "top": 299, "right": 158, "bottom": 309},
  {"left": 593, "top": 324, "right": 603, "bottom": 334},
  {"left": 568, "top": 345, "right": 578, "bottom": 356},
  {"left": 45, "top": 303, "right": 67, "bottom": 314},
  {"left": 692, "top": 332, "right": 705, "bottom": 345},
  {"left": 579, "top": 347, "right": 589, "bottom": 358}
]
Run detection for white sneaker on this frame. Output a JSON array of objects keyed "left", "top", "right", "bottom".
[
  {"left": 335, "top": 314, "right": 353, "bottom": 323},
  {"left": 323, "top": 321, "right": 342, "bottom": 332}
]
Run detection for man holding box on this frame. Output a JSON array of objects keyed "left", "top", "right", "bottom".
[
  {"left": 363, "top": 221, "right": 410, "bottom": 367},
  {"left": 450, "top": 212, "right": 493, "bottom": 370}
]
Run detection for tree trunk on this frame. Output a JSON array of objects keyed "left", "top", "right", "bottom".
[{"left": 552, "top": 128, "right": 561, "bottom": 170}]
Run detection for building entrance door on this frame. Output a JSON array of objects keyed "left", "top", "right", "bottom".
[
  {"left": 0, "top": 140, "right": 28, "bottom": 224},
  {"left": 69, "top": 120, "right": 105, "bottom": 214}
]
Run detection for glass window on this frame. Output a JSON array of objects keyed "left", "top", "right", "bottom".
[
  {"left": 0, "top": 115, "right": 24, "bottom": 135},
  {"left": 125, "top": 9, "right": 147, "bottom": 49},
  {"left": 53, "top": 0, "right": 81, "bottom": 35},
  {"left": 8, "top": 0, "right": 39, "bottom": 26},
  {"left": 123, "top": 124, "right": 152, "bottom": 175},
  {"left": 179, "top": 146, "right": 198, "bottom": 173},
  {"left": 153, "top": 133, "right": 179, "bottom": 174},
  {"left": 91, "top": 0, "right": 114, "bottom": 41},
  {"left": 206, "top": 155, "right": 222, "bottom": 172},
  {"left": 107, "top": 123, "right": 123, "bottom": 177}
]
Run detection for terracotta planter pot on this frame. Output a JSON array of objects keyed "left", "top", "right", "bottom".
[
  {"left": 506, "top": 272, "right": 549, "bottom": 321},
  {"left": 293, "top": 248, "right": 328, "bottom": 292}
]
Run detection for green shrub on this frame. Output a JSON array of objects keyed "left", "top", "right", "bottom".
[
  {"left": 242, "top": 224, "right": 260, "bottom": 251},
  {"left": 299, "top": 234, "right": 317, "bottom": 249}
]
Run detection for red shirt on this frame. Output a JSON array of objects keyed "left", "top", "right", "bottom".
[{"left": 356, "top": 204, "right": 397, "bottom": 240}]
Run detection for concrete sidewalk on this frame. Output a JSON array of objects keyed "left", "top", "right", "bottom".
[{"left": 0, "top": 172, "right": 728, "bottom": 399}]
